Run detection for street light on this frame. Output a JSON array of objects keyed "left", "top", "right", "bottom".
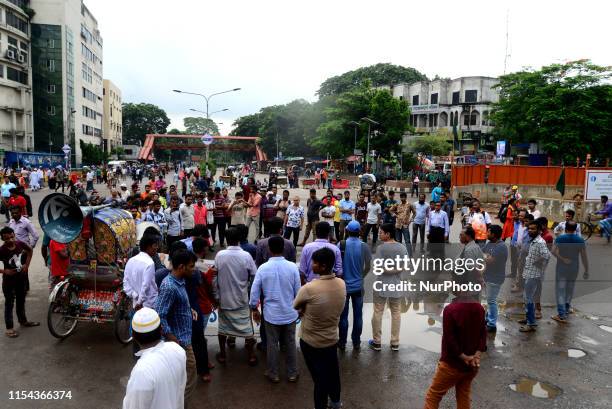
[
  {"left": 360, "top": 117, "right": 379, "bottom": 172},
  {"left": 347, "top": 121, "right": 360, "bottom": 174},
  {"left": 174, "top": 88, "right": 241, "bottom": 161},
  {"left": 190, "top": 108, "right": 229, "bottom": 116}
]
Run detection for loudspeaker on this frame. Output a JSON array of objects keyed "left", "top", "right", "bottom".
[{"left": 38, "top": 193, "right": 84, "bottom": 244}]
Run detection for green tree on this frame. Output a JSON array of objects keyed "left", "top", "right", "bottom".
[
  {"left": 317, "top": 63, "right": 427, "bottom": 97},
  {"left": 80, "top": 140, "right": 107, "bottom": 165},
  {"left": 167, "top": 128, "right": 185, "bottom": 135},
  {"left": 491, "top": 60, "right": 612, "bottom": 162},
  {"left": 311, "top": 85, "right": 411, "bottom": 158},
  {"left": 409, "top": 134, "right": 452, "bottom": 156},
  {"left": 122, "top": 103, "right": 171, "bottom": 145},
  {"left": 111, "top": 146, "right": 125, "bottom": 159},
  {"left": 183, "top": 117, "right": 220, "bottom": 135}
]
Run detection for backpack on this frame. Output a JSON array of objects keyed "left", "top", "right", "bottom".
[{"left": 499, "top": 205, "right": 508, "bottom": 223}]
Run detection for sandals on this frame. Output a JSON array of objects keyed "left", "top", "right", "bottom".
[
  {"left": 21, "top": 321, "right": 40, "bottom": 328},
  {"left": 201, "top": 374, "right": 212, "bottom": 383},
  {"left": 5, "top": 329, "right": 19, "bottom": 338}
]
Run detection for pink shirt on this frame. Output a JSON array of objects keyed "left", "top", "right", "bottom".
[
  {"left": 248, "top": 193, "right": 262, "bottom": 217},
  {"left": 194, "top": 204, "right": 207, "bottom": 226}
]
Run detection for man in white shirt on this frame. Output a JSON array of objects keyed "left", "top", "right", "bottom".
[
  {"left": 123, "top": 307, "right": 186, "bottom": 409},
  {"left": 86, "top": 169, "right": 95, "bottom": 191},
  {"left": 123, "top": 235, "right": 159, "bottom": 309},
  {"left": 179, "top": 193, "right": 196, "bottom": 237},
  {"left": 527, "top": 199, "right": 541, "bottom": 219},
  {"left": 553, "top": 209, "right": 581, "bottom": 236},
  {"left": 363, "top": 195, "right": 382, "bottom": 247},
  {"left": 120, "top": 183, "right": 130, "bottom": 201}
]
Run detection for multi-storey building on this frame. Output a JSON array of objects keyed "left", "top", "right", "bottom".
[
  {"left": 30, "top": 0, "right": 103, "bottom": 166},
  {"left": 388, "top": 76, "right": 499, "bottom": 154},
  {"left": 0, "top": 0, "right": 34, "bottom": 156},
  {"left": 102, "top": 78, "right": 121, "bottom": 154}
]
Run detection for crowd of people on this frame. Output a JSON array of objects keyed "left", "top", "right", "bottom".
[{"left": 0, "top": 163, "right": 608, "bottom": 409}]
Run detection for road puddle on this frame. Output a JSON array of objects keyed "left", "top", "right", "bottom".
[
  {"left": 509, "top": 377, "right": 561, "bottom": 399},
  {"left": 598, "top": 325, "right": 612, "bottom": 333},
  {"left": 566, "top": 348, "right": 586, "bottom": 358}
]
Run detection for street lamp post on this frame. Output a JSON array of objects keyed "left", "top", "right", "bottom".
[
  {"left": 348, "top": 121, "right": 360, "bottom": 173},
  {"left": 360, "top": 117, "right": 379, "bottom": 172},
  {"left": 174, "top": 88, "right": 241, "bottom": 162}
]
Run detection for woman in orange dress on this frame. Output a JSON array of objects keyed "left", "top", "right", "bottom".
[{"left": 502, "top": 198, "right": 516, "bottom": 240}]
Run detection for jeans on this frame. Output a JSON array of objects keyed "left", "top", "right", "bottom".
[
  {"left": 334, "top": 222, "right": 341, "bottom": 243},
  {"left": 523, "top": 278, "right": 541, "bottom": 326},
  {"left": 363, "top": 223, "right": 379, "bottom": 245},
  {"left": 201, "top": 313, "right": 211, "bottom": 334},
  {"left": 424, "top": 361, "right": 478, "bottom": 409},
  {"left": 556, "top": 272, "right": 577, "bottom": 319},
  {"left": 339, "top": 220, "right": 351, "bottom": 241},
  {"left": 246, "top": 215, "right": 260, "bottom": 240},
  {"left": 395, "top": 226, "right": 412, "bottom": 256},
  {"left": 300, "top": 339, "right": 341, "bottom": 409},
  {"left": 284, "top": 226, "right": 300, "bottom": 247},
  {"left": 412, "top": 223, "right": 426, "bottom": 251},
  {"left": 191, "top": 321, "right": 210, "bottom": 375},
  {"left": 338, "top": 291, "right": 364, "bottom": 347},
  {"left": 485, "top": 282, "right": 502, "bottom": 328},
  {"left": 372, "top": 294, "right": 402, "bottom": 345},
  {"left": 2, "top": 274, "right": 28, "bottom": 330},
  {"left": 264, "top": 320, "right": 297, "bottom": 378},
  {"left": 184, "top": 345, "right": 197, "bottom": 406}
]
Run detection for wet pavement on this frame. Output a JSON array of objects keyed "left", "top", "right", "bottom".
[{"left": 1, "top": 175, "right": 611, "bottom": 408}]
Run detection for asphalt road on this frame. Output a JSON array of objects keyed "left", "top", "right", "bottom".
[{"left": 0, "top": 175, "right": 611, "bottom": 409}]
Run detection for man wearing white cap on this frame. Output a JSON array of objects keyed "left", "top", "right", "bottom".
[
  {"left": 120, "top": 183, "right": 130, "bottom": 201},
  {"left": 123, "top": 307, "right": 186, "bottom": 409}
]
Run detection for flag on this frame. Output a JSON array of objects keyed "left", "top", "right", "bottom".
[{"left": 556, "top": 168, "right": 566, "bottom": 197}]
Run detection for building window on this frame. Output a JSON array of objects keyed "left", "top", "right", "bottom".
[
  {"left": 6, "top": 67, "right": 27, "bottom": 84},
  {"left": 47, "top": 84, "right": 56, "bottom": 93},
  {"left": 67, "top": 85, "right": 74, "bottom": 96},
  {"left": 430, "top": 93, "right": 438, "bottom": 105},
  {"left": 465, "top": 90, "right": 477, "bottom": 103},
  {"left": 399, "top": 95, "right": 403, "bottom": 100},
  {"left": 452, "top": 92, "right": 460, "bottom": 105},
  {"left": 6, "top": 11, "right": 28, "bottom": 34},
  {"left": 8, "top": 36, "right": 19, "bottom": 57},
  {"left": 48, "top": 106, "right": 56, "bottom": 115},
  {"left": 0, "top": 65, "right": 4, "bottom": 78},
  {"left": 47, "top": 59, "right": 55, "bottom": 72},
  {"left": 47, "top": 39, "right": 55, "bottom": 48},
  {"left": 412, "top": 95, "right": 419, "bottom": 106}
]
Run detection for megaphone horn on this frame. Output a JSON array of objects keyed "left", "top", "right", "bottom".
[{"left": 38, "top": 193, "right": 84, "bottom": 244}]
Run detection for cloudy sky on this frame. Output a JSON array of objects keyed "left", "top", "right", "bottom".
[{"left": 87, "top": 0, "right": 610, "bottom": 135}]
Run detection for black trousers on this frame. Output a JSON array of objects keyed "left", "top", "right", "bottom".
[
  {"left": 428, "top": 226, "right": 446, "bottom": 259},
  {"left": 191, "top": 320, "right": 210, "bottom": 375},
  {"left": 3, "top": 274, "right": 28, "bottom": 330},
  {"left": 211, "top": 218, "right": 227, "bottom": 245},
  {"left": 300, "top": 339, "right": 341, "bottom": 409},
  {"left": 363, "top": 223, "right": 379, "bottom": 244},
  {"left": 283, "top": 226, "right": 300, "bottom": 247},
  {"left": 166, "top": 235, "right": 181, "bottom": 250}
]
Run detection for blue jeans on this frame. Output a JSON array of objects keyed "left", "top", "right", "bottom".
[
  {"left": 485, "top": 282, "right": 502, "bottom": 328},
  {"left": 523, "top": 278, "right": 541, "bottom": 326},
  {"left": 201, "top": 313, "right": 211, "bottom": 334},
  {"left": 556, "top": 272, "right": 577, "bottom": 319},
  {"left": 338, "top": 291, "right": 364, "bottom": 347},
  {"left": 395, "top": 226, "right": 412, "bottom": 256}
]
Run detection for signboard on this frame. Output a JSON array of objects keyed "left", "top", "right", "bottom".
[
  {"left": 201, "top": 134, "right": 213, "bottom": 146},
  {"left": 585, "top": 170, "right": 612, "bottom": 201},
  {"left": 496, "top": 141, "right": 506, "bottom": 156}
]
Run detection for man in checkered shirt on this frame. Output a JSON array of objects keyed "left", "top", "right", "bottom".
[{"left": 519, "top": 220, "right": 551, "bottom": 332}]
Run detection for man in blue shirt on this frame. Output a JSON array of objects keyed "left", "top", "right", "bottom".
[
  {"left": 551, "top": 221, "right": 589, "bottom": 323},
  {"left": 338, "top": 190, "right": 355, "bottom": 241},
  {"left": 483, "top": 225, "right": 509, "bottom": 332},
  {"left": 412, "top": 193, "right": 429, "bottom": 253},
  {"left": 1, "top": 175, "right": 16, "bottom": 223},
  {"left": 155, "top": 249, "right": 197, "bottom": 406},
  {"left": 250, "top": 236, "right": 301, "bottom": 383},
  {"left": 337, "top": 221, "right": 371, "bottom": 350}
]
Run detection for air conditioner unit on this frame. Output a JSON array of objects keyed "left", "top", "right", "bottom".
[
  {"left": 17, "top": 54, "right": 25, "bottom": 63},
  {"left": 6, "top": 50, "right": 15, "bottom": 60}
]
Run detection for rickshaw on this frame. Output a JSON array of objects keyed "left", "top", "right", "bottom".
[{"left": 39, "top": 193, "right": 138, "bottom": 343}]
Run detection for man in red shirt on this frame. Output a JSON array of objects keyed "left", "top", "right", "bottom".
[
  {"left": 49, "top": 239, "right": 69, "bottom": 287},
  {"left": 423, "top": 289, "right": 487, "bottom": 409},
  {"left": 8, "top": 189, "right": 27, "bottom": 217}
]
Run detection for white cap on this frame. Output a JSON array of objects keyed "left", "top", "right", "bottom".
[
  {"left": 120, "top": 183, "right": 127, "bottom": 187},
  {"left": 131, "top": 307, "right": 160, "bottom": 334}
]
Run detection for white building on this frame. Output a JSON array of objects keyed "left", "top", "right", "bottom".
[
  {"left": 102, "top": 78, "right": 121, "bottom": 154},
  {"left": 30, "top": 0, "right": 103, "bottom": 166},
  {"left": 389, "top": 76, "right": 499, "bottom": 153},
  {"left": 0, "top": 0, "right": 34, "bottom": 156}
]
